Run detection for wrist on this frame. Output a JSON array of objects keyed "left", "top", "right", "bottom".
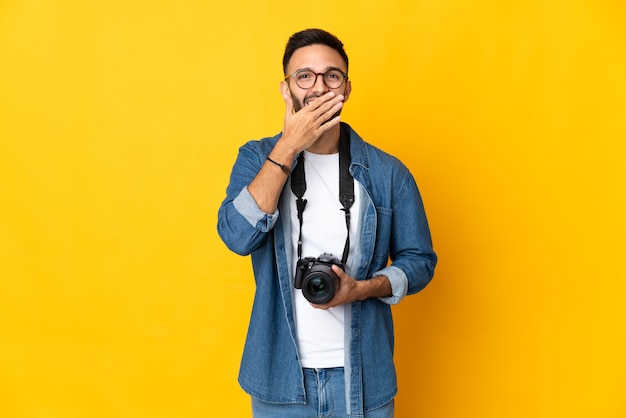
[
  {"left": 266, "top": 156, "right": 291, "bottom": 175},
  {"left": 267, "top": 141, "right": 296, "bottom": 172},
  {"left": 274, "top": 135, "right": 300, "bottom": 159}
]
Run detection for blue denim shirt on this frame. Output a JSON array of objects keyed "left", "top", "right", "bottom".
[{"left": 217, "top": 123, "right": 436, "bottom": 417}]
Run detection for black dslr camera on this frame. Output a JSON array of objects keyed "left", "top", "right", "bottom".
[{"left": 294, "top": 253, "right": 344, "bottom": 304}]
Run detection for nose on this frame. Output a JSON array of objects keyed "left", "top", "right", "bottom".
[{"left": 311, "top": 73, "right": 330, "bottom": 93}]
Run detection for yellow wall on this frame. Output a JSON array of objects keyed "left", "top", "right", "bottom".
[{"left": 1, "top": 1, "right": 625, "bottom": 417}]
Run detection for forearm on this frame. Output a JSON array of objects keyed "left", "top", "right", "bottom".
[
  {"left": 357, "top": 275, "right": 392, "bottom": 300},
  {"left": 247, "top": 140, "right": 297, "bottom": 213}
]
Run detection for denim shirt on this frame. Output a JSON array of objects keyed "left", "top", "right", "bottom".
[{"left": 217, "top": 123, "right": 436, "bottom": 417}]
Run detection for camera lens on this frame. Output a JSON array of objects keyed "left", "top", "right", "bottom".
[
  {"left": 308, "top": 276, "right": 327, "bottom": 295},
  {"left": 302, "top": 269, "right": 337, "bottom": 304}
]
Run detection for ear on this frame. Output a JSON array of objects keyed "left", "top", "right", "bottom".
[
  {"left": 342, "top": 80, "right": 352, "bottom": 103},
  {"left": 280, "top": 80, "right": 290, "bottom": 100},
  {"left": 280, "top": 80, "right": 294, "bottom": 114}
]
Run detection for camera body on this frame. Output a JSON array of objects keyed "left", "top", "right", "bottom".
[{"left": 294, "top": 253, "right": 343, "bottom": 304}]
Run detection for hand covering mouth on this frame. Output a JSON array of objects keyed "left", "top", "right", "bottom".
[{"left": 305, "top": 95, "right": 321, "bottom": 106}]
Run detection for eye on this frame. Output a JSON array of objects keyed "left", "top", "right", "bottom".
[
  {"left": 325, "top": 71, "right": 342, "bottom": 80},
  {"left": 296, "top": 71, "right": 314, "bottom": 81}
]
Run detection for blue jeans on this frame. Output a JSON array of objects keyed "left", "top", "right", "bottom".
[{"left": 251, "top": 368, "right": 394, "bottom": 418}]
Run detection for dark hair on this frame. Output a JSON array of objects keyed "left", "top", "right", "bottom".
[{"left": 282, "top": 28, "right": 349, "bottom": 75}]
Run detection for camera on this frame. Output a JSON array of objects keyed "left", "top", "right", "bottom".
[{"left": 294, "top": 253, "right": 344, "bottom": 304}]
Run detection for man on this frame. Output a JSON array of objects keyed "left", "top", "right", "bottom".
[{"left": 217, "top": 28, "right": 436, "bottom": 417}]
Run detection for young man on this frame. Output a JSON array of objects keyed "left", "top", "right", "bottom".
[{"left": 217, "top": 28, "right": 437, "bottom": 417}]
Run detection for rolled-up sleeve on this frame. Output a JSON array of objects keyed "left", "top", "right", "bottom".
[
  {"left": 233, "top": 186, "right": 279, "bottom": 232},
  {"left": 373, "top": 265, "right": 408, "bottom": 305},
  {"left": 217, "top": 137, "right": 283, "bottom": 256}
]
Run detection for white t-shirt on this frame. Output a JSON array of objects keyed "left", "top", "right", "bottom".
[{"left": 291, "top": 150, "right": 360, "bottom": 368}]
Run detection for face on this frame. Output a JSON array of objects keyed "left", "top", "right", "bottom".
[{"left": 281, "top": 44, "right": 351, "bottom": 113}]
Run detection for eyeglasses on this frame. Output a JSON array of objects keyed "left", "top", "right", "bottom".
[{"left": 285, "top": 69, "right": 348, "bottom": 89}]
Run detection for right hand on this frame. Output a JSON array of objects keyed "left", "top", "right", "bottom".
[{"left": 280, "top": 91, "right": 345, "bottom": 153}]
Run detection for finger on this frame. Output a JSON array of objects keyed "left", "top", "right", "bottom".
[
  {"left": 331, "top": 264, "right": 345, "bottom": 277},
  {"left": 319, "top": 115, "right": 341, "bottom": 131},
  {"left": 314, "top": 95, "right": 344, "bottom": 121},
  {"left": 312, "top": 117, "right": 341, "bottom": 137},
  {"left": 308, "top": 91, "right": 336, "bottom": 111},
  {"left": 309, "top": 92, "right": 342, "bottom": 112}
]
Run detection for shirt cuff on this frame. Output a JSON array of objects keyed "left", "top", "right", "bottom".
[
  {"left": 373, "top": 266, "right": 408, "bottom": 305},
  {"left": 233, "top": 186, "right": 279, "bottom": 232}
]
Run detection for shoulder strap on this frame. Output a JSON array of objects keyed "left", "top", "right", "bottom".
[
  {"left": 338, "top": 125, "right": 354, "bottom": 264},
  {"left": 289, "top": 125, "right": 354, "bottom": 264},
  {"left": 290, "top": 152, "right": 307, "bottom": 260},
  {"left": 338, "top": 125, "right": 354, "bottom": 212}
]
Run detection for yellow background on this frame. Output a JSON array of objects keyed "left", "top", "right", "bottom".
[{"left": 1, "top": 1, "right": 625, "bottom": 417}]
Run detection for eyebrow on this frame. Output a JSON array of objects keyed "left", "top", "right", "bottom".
[{"left": 292, "top": 66, "right": 347, "bottom": 74}]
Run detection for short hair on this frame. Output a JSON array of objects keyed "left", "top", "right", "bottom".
[{"left": 282, "top": 28, "right": 349, "bottom": 75}]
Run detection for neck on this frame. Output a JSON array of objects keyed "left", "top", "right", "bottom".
[{"left": 306, "top": 124, "right": 341, "bottom": 154}]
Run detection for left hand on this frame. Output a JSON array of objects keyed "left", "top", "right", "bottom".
[{"left": 311, "top": 264, "right": 361, "bottom": 310}]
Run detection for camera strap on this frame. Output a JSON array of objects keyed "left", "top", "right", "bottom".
[{"left": 290, "top": 125, "right": 354, "bottom": 265}]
